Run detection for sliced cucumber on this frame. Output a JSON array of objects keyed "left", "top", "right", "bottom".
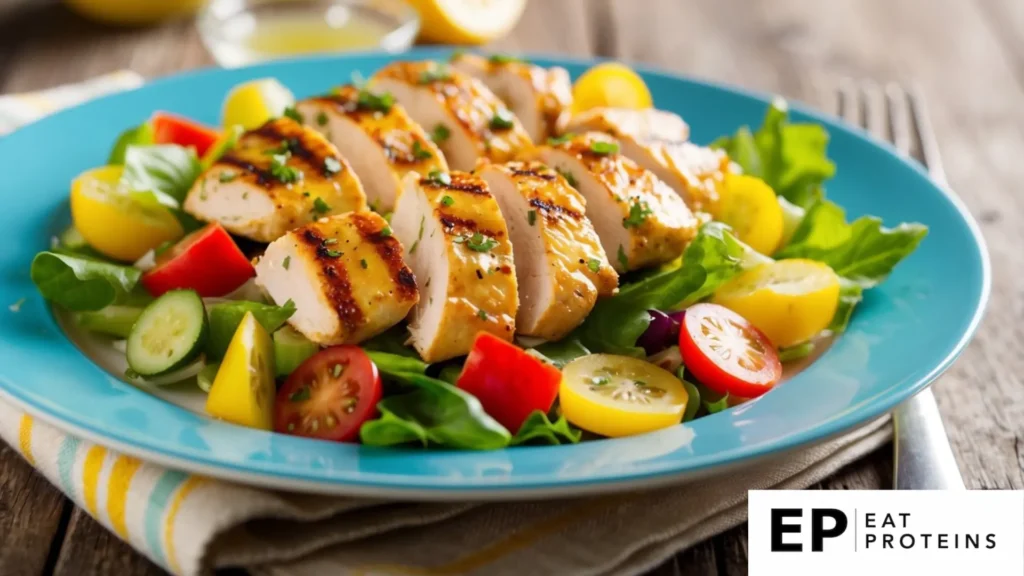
[
  {"left": 76, "top": 305, "right": 144, "bottom": 338},
  {"left": 127, "top": 290, "right": 208, "bottom": 377},
  {"left": 197, "top": 362, "right": 220, "bottom": 393},
  {"left": 273, "top": 325, "right": 319, "bottom": 377}
]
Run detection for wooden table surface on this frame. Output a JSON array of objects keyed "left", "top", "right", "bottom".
[{"left": 1, "top": 0, "right": 1022, "bottom": 574}]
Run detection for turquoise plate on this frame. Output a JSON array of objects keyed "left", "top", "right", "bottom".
[{"left": 0, "top": 49, "right": 989, "bottom": 499}]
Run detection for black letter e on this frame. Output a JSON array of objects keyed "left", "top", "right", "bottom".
[{"left": 771, "top": 508, "right": 803, "bottom": 552}]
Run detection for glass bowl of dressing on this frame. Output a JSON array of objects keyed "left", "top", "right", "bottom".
[{"left": 198, "top": 0, "right": 420, "bottom": 68}]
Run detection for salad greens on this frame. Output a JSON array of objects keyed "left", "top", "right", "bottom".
[
  {"left": 713, "top": 97, "right": 836, "bottom": 209},
  {"left": 206, "top": 300, "right": 296, "bottom": 360},
  {"left": 574, "top": 222, "right": 746, "bottom": 356},
  {"left": 108, "top": 122, "right": 155, "bottom": 165},
  {"left": 30, "top": 252, "right": 141, "bottom": 312},
  {"left": 510, "top": 411, "right": 582, "bottom": 446},
  {"left": 122, "top": 144, "right": 203, "bottom": 207}
]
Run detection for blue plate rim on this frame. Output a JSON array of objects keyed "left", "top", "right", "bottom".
[{"left": 0, "top": 47, "right": 991, "bottom": 498}]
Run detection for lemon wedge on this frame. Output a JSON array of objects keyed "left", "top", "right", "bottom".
[
  {"left": 572, "top": 62, "right": 653, "bottom": 113},
  {"left": 221, "top": 78, "right": 295, "bottom": 131},
  {"left": 408, "top": 0, "right": 528, "bottom": 45}
]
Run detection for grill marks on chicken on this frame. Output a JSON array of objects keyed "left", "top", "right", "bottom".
[
  {"left": 451, "top": 53, "right": 573, "bottom": 143},
  {"left": 255, "top": 211, "right": 418, "bottom": 346},
  {"left": 565, "top": 107, "right": 730, "bottom": 210},
  {"left": 371, "top": 61, "right": 533, "bottom": 171},
  {"left": 392, "top": 170, "right": 518, "bottom": 362},
  {"left": 184, "top": 117, "right": 367, "bottom": 242},
  {"left": 480, "top": 161, "right": 618, "bottom": 341},
  {"left": 296, "top": 85, "right": 448, "bottom": 212},
  {"left": 531, "top": 132, "right": 698, "bottom": 273}
]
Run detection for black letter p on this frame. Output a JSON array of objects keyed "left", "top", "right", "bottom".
[{"left": 811, "top": 508, "right": 848, "bottom": 552}]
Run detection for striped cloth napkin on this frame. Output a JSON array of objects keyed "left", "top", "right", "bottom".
[{"left": 0, "top": 73, "right": 893, "bottom": 576}]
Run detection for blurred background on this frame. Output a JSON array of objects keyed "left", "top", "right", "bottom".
[{"left": 0, "top": 0, "right": 1021, "bottom": 573}]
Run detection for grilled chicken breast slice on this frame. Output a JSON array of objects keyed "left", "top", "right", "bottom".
[
  {"left": 479, "top": 161, "right": 618, "bottom": 341},
  {"left": 451, "top": 53, "right": 573, "bottom": 143},
  {"left": 371, "top": 61, "right": 533, "bottom": 171},
  {"left": 392, "top": 170, "right": 518, "bottom": 362},
  {"left": 255, "top": 211, "right": 418, "bottom": 345},
  {"left": 530, "top": 132, "right": 698, "bottom": 273},
  {"left": 295, "top": 85, "right": 448, "bottom": 213},
  {"left": 184, "top": 117, "right": 367, "bottom": 243},
  {"left": 566, "top": 107, "right": 729, "bottom": 210}
]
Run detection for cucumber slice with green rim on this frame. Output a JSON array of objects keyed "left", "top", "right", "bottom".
[
  {"left": 76, "top": 305, "right": 144, "bottom": 338},
  {"left": 197, "top": 362, "right": 220, "bottom": 393},
  {"left": 273, "top": 325, "right": 319, "bottom": 377},
  {"left": 127, "top": 290, "right": 208, "bottom": 376}
]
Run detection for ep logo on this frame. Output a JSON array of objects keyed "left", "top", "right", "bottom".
[{"left": 770, "top": 508, "right": 848, "bottom": 552}]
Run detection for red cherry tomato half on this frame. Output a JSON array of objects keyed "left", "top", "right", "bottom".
[
  {"left": 678, "top": 303, "right": 782, "bottom": 399},
  {"left": 456, "top": 332, "right": 562, "bottom": 433},
  {"left": 141, "top": 223, "right": 254, "bottom": 297},
  {"left": 274, "top": 346, "right": 382, "bottom": 442},
  {"left": 150, "top": 112, "right": 220, "bottom": 157}
]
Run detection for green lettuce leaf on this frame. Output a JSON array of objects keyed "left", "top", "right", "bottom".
[
  {"left": 122, "top": 144, "right": 202, "bottom": 206},
  {"left": 575, "top": 222, "right": 746, "bottom": 355},
  {"left": 829, "top": 278, "right": 864, "bottom": 333},
  {"left": 206, "top": 300, "right": 296, "bottom": 360},
  {"left": 366, "top": 350, "right": 429, "bottom": 376},
  {"left": 359, "top": 371, "right": 511, "bottom": 450},
  {"left": 713, "top": 98, "right": 836, "bottom": 208},
  {"left": 30, "top": 252, "right": 141, "bottom": 312},
  {"left": 510, "top": 411, "right": 582, "bottom": 446},
  {"left": 362, "top": 324, "right": 419, "bottom": 358},
  {"left": 530, "top": 338, "right": 590, "bottom": 368},
  {"left": 778, "top": 341, "right": 816, "bottom": 363},
  {"left": 108, "top": 122, "right": 154, "bottom": 165}
]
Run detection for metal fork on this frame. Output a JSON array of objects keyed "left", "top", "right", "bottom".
[{"left": 835, "top": 80, "right": 965, "bottom": 490}]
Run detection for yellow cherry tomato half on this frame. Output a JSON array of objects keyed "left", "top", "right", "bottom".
[
  {"left": 70, "top": 165, "right": 183, "bottom": 262},
  {"left": 207, "top": 311, "right": 276, "bottom": 430},
  {"left": 221, "top": 78, "right": 295, "bottom": 130},
  {"left": 560, "top": 354, "right": 689, "bottom": 438},
  {"left": 712, "top": 259, "right": 841, "bottom": 348},
  {"left": 572, "top": 62, "right": 653, "bottom": 114},
  {"left": 711, "top": 174, "right": 785, "bottom": 256}
]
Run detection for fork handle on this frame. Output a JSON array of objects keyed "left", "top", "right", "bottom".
[{"left": 893, "top": 388, "right": 965, "bottom": 489}]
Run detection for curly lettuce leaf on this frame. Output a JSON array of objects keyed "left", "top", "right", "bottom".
[
  {"left": 206, "top": 300, "right": 296, "bottom": 360},
  {"left": 359, "top": 371, "right": 511, "bottom": 450},
  {"left": 510, "top": 411, "right": 582, "bottom": 446},
  {"left": 122, "top": 144, "right": 202, "bottom": 206},
  {"left": 713, "top": 98, "right": 835, "bottom": 208},
  {"left": 575, "top": 222, "right": 746, "bottom": 355},
  {"left": 30, "top": 252, "right": 141, "bottom": 312}
]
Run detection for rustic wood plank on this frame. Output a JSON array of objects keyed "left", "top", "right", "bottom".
[
  {"left": 53, "top": 508, "right": 165, "bottom": 576},
  {"left": 0, "top": 442, "right": 70, "bottom": 576}
]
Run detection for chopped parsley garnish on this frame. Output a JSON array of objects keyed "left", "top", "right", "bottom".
[
  {"left": 322, "top": 238, "right": 338, "bottom": 245},
  {"left": 441, "top": 194, "right": 455, "bottom": 207},
  {"left": 617, "top": 245, "right": 628, "bottom": 270},
  {"left": 323, "top": 157, "right": 342, "bottom": 175},
  {"left": 477, "top": 309, "right": 488, "bottom": 320},
  {"left": 411, "top": 140, "right": 432, "bottom": 160},
  {"left": 547, "top": 133, "right": 575, "bottom": 146},
  {"left": 623, "top": 199, "right": 653, "bottom": 229},
  {"left": 270, "top": 155, "right": 302, "bottom": 184},
  {"left": 323, "top": 249, "right": 342, "bottom": 258},
  {"left": 288, "top": 387, "right": 311, "bottom": 402},
  {"left": 427, "top": 170, "right": 452, "bottom": 186},
  {"left": 418, "top": 64, "right": 452, "bottom": 84},
  {"left": 331, "top": 364, "right": 344, "bottom": 378},
  {"left": 360, "top": 258, "right": 368, "bottom": 269},
  {"left": 587, "top": 258, "right": 602, "bottom": 273},
  {"left": 489, "top": 109, "right": 515, "bottom": 130},
  {"left": 488, "top": 53, "right": 522, "bottom": 64},
  {"left": 218, "top": 170, "right": 237, "bottom": 183},
  {"left": 527, "top": 210, "right": 537, "bottom": 226},
  {"left": 282, "top": 256, "right": 291, "bottom": 270},
  {"left": 557, "top": 168, "right": 577, "bottom": 187},
  {"left": 265, "top": 138, "right": 299, "bottom": 156},
  {"left": 283, "top": 106, "right": 303, "bottom": 123},
  {"left": 465, "top": 232, "right": 499, "bottom": 252},
  {"left": 303, "top": 191, "right": 311, "bottom": 197},
  {"left": 589, "top": 141, "right": 620, "bottom": 155},
  {"left": 590, "top": 376, "right": 611, "bottom": 387},
  {"left": 379, "top": 225, "right": 393, "bottom": 238},
  {"left": 431, "top": 124, "right": 451, "bottom": 143},
  {"left": 356, "top": 89, "right": 394, "bottom": 113},
  {"left": 312, "top": 197, "right": 331, "bottom": 215},
  {"left": 409, "top": 216, "right": 426, "bottom": 254},
  {"left": 316, "top": 111, "right": 328, "bottom": 126},
  {"left": 242, "top": 191, "right": 249, "bottom": 199}
]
